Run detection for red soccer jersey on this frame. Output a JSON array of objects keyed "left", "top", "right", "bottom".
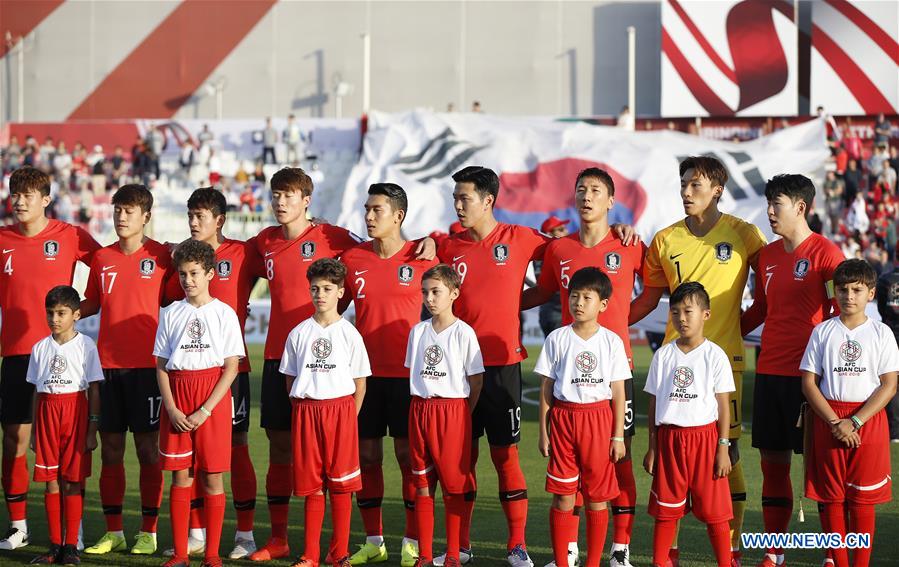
[
  {"left": 754, "top": 233, "right": 844, "bottom": 376},
  {"left": 85, "top": 239, "right": 176, "bottom": 369},
  {"left": 438, "top": 223, "right": 549, "bottom": 366},
  {"left": 0, "top": 220, "right": 99, "bottom": 356},
  {"left": 537, "top": 232, "right": 646, "bottom": 367},
  {"left": 342, "top": 240, "right": 437, "bottom": 378},
  {"left": 253, "top": 223, "right": 360, "bottom": 360}
]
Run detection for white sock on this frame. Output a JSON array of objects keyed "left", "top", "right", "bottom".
[
  {"left": 366, "top": 535, "right": 384, "bottom": 546},
  {"left": 568, "top": 542, "right": 578, "bottom": 553},
  {"left": 190, "top": 528, "right": 206, "bottom": 541},
  {"left": 611, "top": 542, "right": 627, "bottom": 552},
  {"left": 401, "top": 537, "right": 418, "bottom": 546},
  {"left": 10, "top": 520, "right": 26, "bottom": 533},
  {"left": 235, "top": 530, "right": 254, "bottom": 541},
  {"left": 776, "top": 555, "right": 785, "bottom": 565}
]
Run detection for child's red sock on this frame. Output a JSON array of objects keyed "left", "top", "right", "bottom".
[
  {"left": 415, "top": 494, "right": 435, "bottom": 562},
  {"left": 64, "top": 493, "right": 82, "bottom": 546},
  {"left": 330, "top": 492, "right": 353, "bottom": 560},
  {"left": 707, "top": 521, "right": 731, "bottom": 567},
  {"left": 652, "top": 519, "right": 677, "bottom": 566},
  {"left": 849, "top": 502, "right": 875, "bottom": 567},
  {"left": 170, "top": 485, "right": 192, "bottom": 560},
  {"left": 44, "top": 492, "right": 62, "bottom": 545},
  {"left": 585, "top": 508, "right": 609, "bottom": 567},
  {"left": 204, "top": 492, "right": 226, "bottom": 561},
  {"left": 303, "top": 494, "right": 326, "bottom": 562},
  {"left": 444, "top": 494, "right": 464, "bottom": 561},
  {"left": 819, "top": 502, "right": 849, "bottom": 567}
]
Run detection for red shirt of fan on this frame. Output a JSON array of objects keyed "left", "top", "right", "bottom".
[
  {"left": 0, "top": 220, "right": 100, "bottom": 356},
  {"left": 342, "top": 240, "right": 437, "bottom": 378},
  {"left": 252, "top": 224, "right": 360, "bottom": 360},
  {"left": 537, "top": 232, "right": 646, "bottom": 368},
  {"left": 754, "top": 233, "right": 844, "bottom": 376},
  {"left": 438, "top": 223, "right": 549, "bottom": 366},
  {"left": 85, "top": 239, "right": 176, "bottom": 369}
]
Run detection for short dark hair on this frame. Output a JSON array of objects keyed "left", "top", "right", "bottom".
[
  {"left": 670, "top": 281, "right": 711, "bottom": 310},
  {"left": 679, "top": 156, "right": 728, "bottom": 189},
  {"left": 833, "top": 259, "right": 876, "bottom": 289},
  {"left": 45, "top": 285, "right": 81, "bottom": 312},
  {"left": 112, "top": 184, "right": 154, "bottom": 213},
  {"left": 422, "top": 264, "right": 462, "bottom": 291},
  {"left": 306, "top": 258, "right": 346, "bottom": 286},
  {"left": 452, "top": 166, "right": 500, "bottom": 203},
  {"left": 271, "top": 167, "right": 314, "bottom": 197},
  {"left": 568, "top": 267, "right": 612, "bottom": 300},
  {"left": 575, "top": 168, "right": 615, "bottom": 196},
  {"left": 765, "top": 174, "right": 816, "bottom": 215},
  {"left": 173, "top": 239, "right": 216, "bottom": 272},
  {"left": 187, "top": 187, "right": 227, "bottom": 217},
  {"left": 368, "top": 183, "right": 408, "bottom": 216},
  {"left": 10, "top": 166, "right": 51, "bottom": 197}
]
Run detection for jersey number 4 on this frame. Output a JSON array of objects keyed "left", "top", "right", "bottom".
[{"left": 3, "top": 255, "right": 11, "bottom": 276}]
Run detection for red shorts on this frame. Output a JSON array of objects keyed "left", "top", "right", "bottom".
[
  {"left": 33, "top": 393, "right": 91, "bottom": 483},
  {"left": 648, "top": 422, "right": 733, "bottom": 523},
  {"left": 546, "top": 400, "right": 619, "bottom": 502},
  {"left": 805, "top": 401, "right": 892, "bottom": 505},
  {"left": 292, "top": 395, "right": 361, "bottom": 496},
  {"left": 409, "top": 397, "right": 475, "bottom": 494},
  {"left": 159, "top": 368, "right": 232, "bottom": 473}
]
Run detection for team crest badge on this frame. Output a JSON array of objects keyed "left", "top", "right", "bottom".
[
  {"left": 398, "top": 264, "right": 414, "bottom": 283},
  {"left": 793, "top": 258, "right": 810, "bottom": 278},
  {"left": 673, "top": 366, "right": 694, "bottom": 388},
  {"left": 301, "top": 241, "right": 316, "bottom": 259},
  {"left": 605, "top": 252, "right": 621, "bottom": 272},
  {"left": 424, "top": 345, "right": 444, "bottom": 366},
  {"left": 839, "top": 340, "right": 862, "bottom": 363},
  {"left": 139, "top": 258, "right": 156, "bottom": 276},
  {"left": 43, "top": 240, "right": 59, "bottom": 257},
  {"left": 49, "top": 354, "right": 67, "bottom": 375},
  {"left": 575, "top": 351, "right": 597, "bottom": 373},
  {"left": 715, "top": 242, "right": 732, "bottom": 262},
  {"left": 493, "top": 243, "right": 510, "bottom": 263},
  {"left": 187, "top": 318, "right": 205, "bottom": 340},
  {"left": 312, "top": 338, "right": 332, "bottom": 359},
  {"left": 217, "top": 260, "right": 232, "bottom": 278}
]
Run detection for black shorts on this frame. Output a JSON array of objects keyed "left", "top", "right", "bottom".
[
  {"left": 0, "top": 355, "right": 34, "bottom": 425},
  {"left": 260, "top": 359, "right": 291, "bottom": 431},
  {"left": 100, "top": 368, "right": 162, "bottom": 434},
  {"left": 751, "top": 373, "right": 805, "bottom": 453},
  {"left": 358, "top": 377, "right": 411, "bottom": 439},
  {"left": 231, "top": 372, "right": 251, "bottom": 433},
  {"left": 472, "top": 364, "right": 522, "bottom": 446},
  {"left": 623, "top": 378, "right": 636, "bottom": 438}
]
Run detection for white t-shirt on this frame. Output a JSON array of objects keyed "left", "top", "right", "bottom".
[
  {"left": 644, "top": 340, "right": 735, "bottom": 427},
  {"left": 534, "top": 325, "right": 632, "bottom": 403},
  {"left": 799, "top": 317, "right": 899, "bottom": 402},
  {"left": 153, "top": 299, "right": 245, "bottom": 371},
  {"left": 281, "top": 317, "right": 371, "bottom": 400},
  {"left": 27, "top": 333, "right": 104, "bottom": 394},
  {"left": 405, "top": 319, "right": 484, "bottom": 399}
]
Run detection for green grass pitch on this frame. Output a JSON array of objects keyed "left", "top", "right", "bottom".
[{"left": 2, "top": 344, "right": 896, "bottom": 566}]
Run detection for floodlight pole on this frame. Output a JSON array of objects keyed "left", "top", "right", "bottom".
[
  {"left": 627, "top": 26, "right": 635, "bottom": 125},
  {"left": 362, "top": 33, "right": 371, "bottom": 114}
]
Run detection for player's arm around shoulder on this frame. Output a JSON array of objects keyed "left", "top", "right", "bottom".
[{"left": 629, "top": 232, "right": 667, "bottom": 325}]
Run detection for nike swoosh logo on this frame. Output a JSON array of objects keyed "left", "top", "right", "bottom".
[
  {"left": 265, "top": 251, "right": 275, "bottom": 257},
  {"left": 355, "top": 270, "right": 368, "bottom": 276},
  {"left": 560, "top": 259, "right": 572, "bottom": 265},
  {"left": 149, "top": 417, "right": 160, "bottom": 426},
  {"left": 669, "top": 253, "right": 683, "bottom": 260},
  {"left": 102, "top": 265, "right": 115, "bottom": 271},
  {"left": 453, "top": 255, "right": 465, "bottom": 262},
  {"left": 506, "top": 490, "right": 526, "bottom": 499},
  {"left": 766, "top": 265, "right": 777, "bottom": 271},
  {"left": 2, "top": 249, "right": 13, "bottom": 254}
]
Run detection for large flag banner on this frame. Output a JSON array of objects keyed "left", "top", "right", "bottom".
[{"left": 338, "top": 110, "right": 829, "bottom": 242}]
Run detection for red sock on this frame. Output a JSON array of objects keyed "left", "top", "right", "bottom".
[
  {"left": 611, "top": 461, "right": 636, "bottom": 545},
  {"left": 357, "top": 464, "right": 384, "bottom": 537},
  {"left": 819, "top": 502, "right": 849, "bottom": 567},
  {"left": 400, "top": 462, "right": 418, "bottom": 540},
  {"left": 444, "top": 494, "right": 464, "bottom": 561},
  {"left": 761, "top": 460, "right": 792, "bottom": 555},
  {"left": 139, "top": 462, "right": 163, "bottom": 533},
  {"left": 64, "top": 493, "right": 82, "bottom": 546},
  {"left": 707, "top": 521, "right": 731, "bottom": 567},
  {"left": 231, "top": 444, "right": 257, "bottom": 532},
  {"left": 550, "top": 507, "right": 575, "bottom": 567},
  {"left": 100, "top": 463, "right": 126, "bottom": 531},
  {"left": 4, "top": 455, "right": 28, "bottom": 522},
  {"left": 304, "top": 494, "right": 326, "bottom": 562},
  {"left": 190, "top": 481, "right": 205, "bottom": 530},
  {"left": 266, "top": 463, "right": 292, "bottom": 541},
  {"left": 330, "top": 492, "right": 353, "bottom": 560},
  {"left": 653, "top": 519, "right": 677, "bottom": 565},
  {"left": 416, "top": 494, "right": 435, "bottom": 561},
  {"left": 170, "top": 485, "right": 192, "bottom": 560},
  {"left": 585, "top": 509, "right": 609, "bottom": 567},
  {"left": 490, "top": 446, "right": 528, "bottom": 550},
  {"left": 44, "top": 492, "right": 62, "bottom": 545},
  {"left": 204, "top": 492, "right": 226, "bottom": 561},
  {"left": 849, "top": 503, "right": 875, "bottom": 567}
]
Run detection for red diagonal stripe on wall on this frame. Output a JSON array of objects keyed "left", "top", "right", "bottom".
[
  {"left": 668, "top": 0, "right": 737, "bottom": 83},
  {"left": 826, "top": 0, "right": 899, "bottom": 65},
  {"left": 0, "top": 0, "right": 64, "bottom": 58},
  {"left": 68, "top": 0, "right": 275, "bottom": 119},
  {"left": 662, "top": 27, "right": 733, "bottom": 116}
]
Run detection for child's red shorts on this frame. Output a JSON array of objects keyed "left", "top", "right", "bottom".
[
  {"left": 409, "top": 396, "right": 475, "bottom": 494},
  {"left": 292, "top": 395, "right": 362, "bottom": 495},
  {"left": 33, "top": 392, "right": 91, "bottom": 483}
]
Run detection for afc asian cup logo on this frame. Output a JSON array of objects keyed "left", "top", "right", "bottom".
[
  {"left": 43, "top": 240, "right": 59, "bottom": 258},
  {"left": 715, "top": 242, "right": 732, "bottom": 262},
  {"left": 139, "top": 258, "right": 156, "bottom": 276},
  {"left": 187, "top": 318, "right": 205, "bottom": 340},
  {"left": 575, "top": 351, "right": 597, "bottom": 373},
  {"left": 794, "top": 258, "right": 810, "bottom": 278},
  {"left": 839, "top": 340, "right": 862, "bottom": 363},
  {"left": 49, "top": 354, "right": 67, "bottom": 375},
  {"left": 301, "top": 241, "right": 316, "bottom": 259},
  {"left": 493, "top": 243, "right": 510, "bottom": 263},
  {"left": 398, "top": 264, "right": 414, "bottom": 283},
  {"left": 311, "top": 338, "right": 332, "bottom": 359},
  {"left": 424, "top": 345, "right": 444, "bottom": 366},
  {"left": 673, "top": 366, "right": 694, "bottom": 388},
  {"left": 217, "top": 260, "right": 232, "bottom": 278},
  {"left": 605, "top": 252, "right": 621, "bottom": 272}
]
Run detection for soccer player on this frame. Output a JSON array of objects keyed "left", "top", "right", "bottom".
[
  {"left": 280, "top": 258, "right": 371, "bottom": 567},
  {"left": 739, "top": 174, "right": 844, "bottom": 567},
  {"left": 406, "top": 264, "right": 484, "bottom": 567},
  {"left": 643, "top": 282, "right": 735, "bottom": 567},
  {"left": 800, "top": 259, "right": 898, "bottom": 567},
  {"left": 154, "top": 240, "right": 245, "bottom": 567},
  {"left": 82, "top": 184, "right": 177, "bottom": 556},
  {"left": 523, "top": 168, "right": 645, "bottom": 567},
  {"left": 630, "top": 156, "right": 766, "bottom": 567},
  {"left": 535, "top": 267, "right": 630, "bottom": 567},
  {"left": 342, "top": 183, "right": 437, "bottom": 567},
  {"left": 26, "top": 286, "right": 103, "bottom": 565},
  {"left": 0, "top": 167, "right": 100, "bottom": 550}
]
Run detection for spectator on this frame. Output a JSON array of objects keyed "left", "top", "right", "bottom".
[
  {"left": 864, "top": 238, "right": 888, "bottom": 275},
  {"left": 178, "top": 140, "right": 196, "bottom": 181},
  {"left": 471, "top": 100, "right": 482, "bottom": 113},
  {"left": 4, "top": 136, "right": 22, "bottom": 171},
  {"left": 110, "top": 145, "right": 129, "bottom": 187},
  {"left": 874, "top": 112, "right": 893, "bottom": 145},
  {"left": 283, "top": 114, "right": 305, "bottom": 165},
  {"left": 823, "top": 170, "right": 844, "bottom": 234},
  {"left": 847, "top": 192, "right": 870, "bottom": 234},
  {"left": 197, "top": 123, "right": 214, "bottom": 147},
  {"left": 869, "top": 144, "right": 890, "bottom": 178},
  {"left": 39, "top": 137, "right": 56, "bottom": 167},
  {"left": 834, "top": 144, "right": 848, "bottom": 175},
  {"left": 262, "top": 117, "right": 278, "bottom": 164},
  {"left": 252, "top": 161, "right": 266, "bottom": 184},
  {"left": 817, "top": 105, "right": 841, "bottom": 146},
  {"left": 842, "top": 117, "right": 863, "bottom": 161},
  {"left": 843, "top": 159, "right": 862, "bottom": 206},
  {"left": 145, "top": 124, "right": 165, "bottom": 179},
  {"left": 890, "top": 146, "right": 899, "bottom": 177},
  {"left": 52, "top": 142, "right": 73, "bottom": 187},
  {"left": 880, "top": 160, "right": 897, "bottom": 194},
  {"left": 617, "top": 105, "right": 634, "bottom": 131},
  {"left": 87, "top": 145, "right": 107, "bottom": 195}
]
